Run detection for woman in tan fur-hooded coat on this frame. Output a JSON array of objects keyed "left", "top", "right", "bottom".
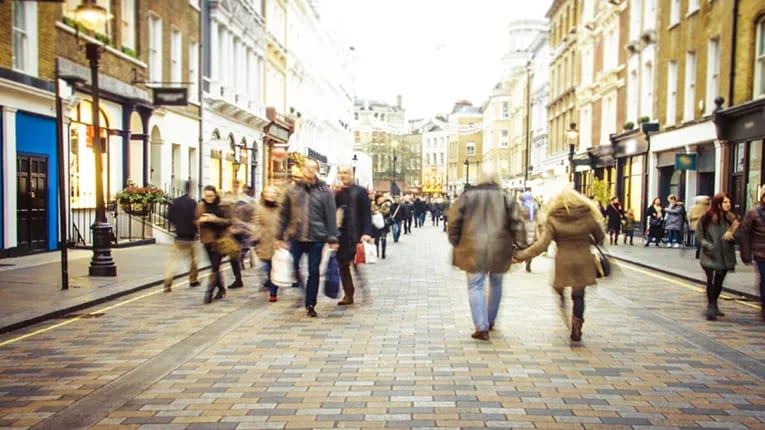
[{"left": 514, "top": 188, "right": 606, "bottom": 342}]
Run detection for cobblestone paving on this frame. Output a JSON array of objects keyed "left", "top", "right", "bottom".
[{"left": 1, "top": 224, "right": 764, "bottom": 429}]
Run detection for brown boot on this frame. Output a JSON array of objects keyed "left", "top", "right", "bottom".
[{"left": 571, "top": 317, "right": 584, "bottom": 341}]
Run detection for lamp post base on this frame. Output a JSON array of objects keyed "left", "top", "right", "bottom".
[{"left": 88, "top": 221, "right": 117, "bottom": 277}]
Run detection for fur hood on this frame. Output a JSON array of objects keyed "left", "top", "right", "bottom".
[{"left": 544, "top": 189, "right": 604, "bottom": 224}]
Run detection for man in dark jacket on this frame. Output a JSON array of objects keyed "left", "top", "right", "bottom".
[
  {"left": 163, "top": 182, "right": 200, "bottom": 292},
  {"left": 448, "top": 167, "right": 527, "bottom": 341},
  {"left": 277, "top": 158, "right": 339, "bottom": 317},
  {"left": 334, "top": 166, "right": 372, "bottom": 305}
]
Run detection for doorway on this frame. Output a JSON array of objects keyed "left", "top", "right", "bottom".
[{"left": 17, "top": 155, "right": 48, "bottom": 251}]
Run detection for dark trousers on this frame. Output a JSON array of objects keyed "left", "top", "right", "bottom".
[
  {"left": 338, "top": 258, "right": 362, "bottom": 299},
  {"left": 203, "top": 243, "right": 224, "bottom": 293},
  {"left": 572, "top": 291, "right": 585, "bottom": 319},
  {"left": 290, "top": 241, "right": 325, "bottom": 307},
  {"left": 375, "top": 235, "right": 387, "bottom": 258},
  {"left": 703, "top": 268, "right": 728, "bottom": 305},
  {"left": 261, "top": 259, "right": 276, "bottom": 295},
  {"left": 404, "top": 218, "right": 412, "bottom": 234},
  {"left": 229, "top": 257, "right": 242, "bottom": 284},
  {"left": 758, "top": 261, "right": 765, "bottom": 308},
  {"left": 623, "top": 230, "right": 634, "bottom": 244}
]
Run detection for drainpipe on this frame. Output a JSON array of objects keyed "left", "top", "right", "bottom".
[{"left": 728, "top": 0, "right": 739, "bottom": 107}]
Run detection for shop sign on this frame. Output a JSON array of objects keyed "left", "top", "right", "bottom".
[
  {"left": 675, "top": 153, "right": 697, "bottom": 170},
  {"left": 153, "top": 87, "right": 188, "bottom": 106},
  {"left": 266, "top": 123, "right": 290, "bottom": 142}
]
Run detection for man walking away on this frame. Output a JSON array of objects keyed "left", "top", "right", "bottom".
[
  {"left": 335, "top": 166, "right": 373, "bottom": 305},
  {"left": 448, "top": 166, "right": 527, "bottom": 341},
  {"left": 164, "top": 181, "right": 200, "bottom": 292},
  {"left": 277, "top": 158, "right": 339, "bottom": 317}
]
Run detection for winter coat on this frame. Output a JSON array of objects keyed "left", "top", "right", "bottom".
[
  {"left": 740, "top": 202, "right": 765, "bottom": 263},
  {"left": 196, "top": 198, "right": 231, "bottom": 245},
  {"left": 646, "top": 205, "right": 664, "bottom": 238},
  {"left": 696, "top": 215, "right": 737, "bottom": 271},
  {"left": 664, "top": 203, "right": 686, "bottom": 231},
  {"left": 335, "top": 184, "right": 372, "bottom": 262},
  {"left": 252, "top": 200, "right": 281, "bottom": 261},
  {"left": 447, "top": 184, "right": 527, "bottom": 273},
  {"left": 515, "top": 196, "right": 606, "bottom": 294},
  {"left": 605, "top": 203, "right": 624, "bottom": 231},
  {"left": 623, "top": 214, "right": 636, "bottom": 232},
  {"left": 167, "top": 194, "right": 199, "bottom": 241},
  {"left": 278, "top": 179, "right": 339, "bottom": 243}
]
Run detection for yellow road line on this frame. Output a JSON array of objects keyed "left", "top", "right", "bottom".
[
  {"left": 0, "top": 279, "right": 190, "bottom": 347},
  {"left": 620, "top": 262, "right": 761, "bottom": 310}
]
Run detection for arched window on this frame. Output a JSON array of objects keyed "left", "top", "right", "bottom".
[{"left": 755, "top": 16, "right": 765, "bottom": 98}]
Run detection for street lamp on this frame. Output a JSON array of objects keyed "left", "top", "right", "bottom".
[
  {"left": 464, "top": 159, "right": 470, "bottom": 187},
  {"left": 351, "top": 154, "right": 358, "bottom": 185},
  {"left": 72, "top": 1, "right": 116, "bottom": 276},
  {"left": 391, "top": 139, "right": 399, "bottom": 183},
  {"left": 566, "top": 122, "right": 579, "bottom": 186}
]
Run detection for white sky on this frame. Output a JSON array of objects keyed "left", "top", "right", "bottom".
[{"left": 320, "top": 0, "right": 553, "bottom": 119}]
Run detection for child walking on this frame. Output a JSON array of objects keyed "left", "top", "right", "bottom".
[{"left": 623, "top": 209, "right": 636, "bottom": 245}]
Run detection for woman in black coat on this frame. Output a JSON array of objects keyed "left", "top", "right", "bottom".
[
  {"left": 605, "top": 196, "right": 624, "bottom": 245},
  {"left": 644, "top": 197, "right": 664, "bottom": 247}
]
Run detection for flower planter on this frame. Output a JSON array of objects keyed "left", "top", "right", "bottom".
[{"left": 121, "top": 203, "right": 150, "bottom": 217}]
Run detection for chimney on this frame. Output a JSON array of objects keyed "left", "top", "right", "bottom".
[{"left": 396, "top": 95, "right": 402, "bottom": 109}]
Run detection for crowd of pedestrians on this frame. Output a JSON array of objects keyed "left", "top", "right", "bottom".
[{"left": 164, "top": 159, "right": 765, "bottom": 343}]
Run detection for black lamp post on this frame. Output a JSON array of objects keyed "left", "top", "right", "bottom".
[
  {"left": 391, "top": 139, "right": 399, "bottom": 184},
  {"left": 566, "top": 122, "right": 579, "bottom": 188},
  {"left": 464, "top": 159, "right": 470, "bottom": 187},
  {"left": 73, "top": 1, "right": 116, "bottom": 276},
  {"left": 352, "top": 154, "right": 358, "bottom": 185}
]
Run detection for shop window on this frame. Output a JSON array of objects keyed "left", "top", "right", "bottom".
[
  {"left": 69, "top": 101, "right": 110, "bottom": 209},
  {"left": 747, "top": 140, "right": 763, "bottom": 210}
]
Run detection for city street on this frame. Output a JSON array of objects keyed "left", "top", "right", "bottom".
[{"left": 1, "top": 224, "right": 765, "bottom": 430}]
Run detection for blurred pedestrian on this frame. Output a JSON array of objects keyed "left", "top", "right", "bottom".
[
  {"left": 740, "top": 187, "right": 765, "bottom": 322},
  {"left": 335, "top": 166, "right": 372, "bottom": 305},
  {"left": 163, "top": 181, "right": 200, "bottom": 292},
  {"left": 605, "top": 196, "right": 624, "bottom": 246},
  {"left": 696, "top": 192, "right": 738, "bottom": 320},
  {"left": 198, "top": 185, "right": 231, "bottom": 303},
  {"left": 622, "top": 209, "right": 636, "bottom": 245},
  {"left": 689, "top": 195, "right": 710, "bottom": 259},
  {"left": 513, "top": 188, "right": 606, "bottom": 342},
  {"left": 448, "top": 166, "right": 527, "bottom": 341},
  {"left": 277, "top": 158, "right": 339, "bottom": 318},
  {"left": 519, "top": 191, "right": 542, "bottom": 272},
  {"left": 252, "top": 186, "right": 282, "bottom": 302},
  {"left": 372, "top": 194, "right": 393, "bottom": 259},
  {"left": 226, "top": 185, "right": 257, "bottom": 288}
]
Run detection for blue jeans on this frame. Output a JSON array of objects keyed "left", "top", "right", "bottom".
[
  {"left": 290, "top": 241, "right": 325, "bottom": 307},
  {"left": 261, "top": 259, "right": 276, "bottom": 295},
  {"left": 467, "top": 272, "right": 503, "bottom": 331},
  {"left": 392, "top": 221, "right": 401, "bottom": 242},
  {"left": 668, "top": 229, "right": 681, "bottom": 245},
  {"left": 758, "top": 261, "right": 765, "bottom": 308}
]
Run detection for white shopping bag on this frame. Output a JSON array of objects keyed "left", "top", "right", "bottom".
[
  {"left": 271, "top": 248, "right": 296, "bottom": 287},
  {"left": 364, "top": 241, "right": 377, "bottom": 264}
]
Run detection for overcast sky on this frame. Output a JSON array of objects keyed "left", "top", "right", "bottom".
[{"left": 319, "top": 0, "right": 553, "bottom": 119}]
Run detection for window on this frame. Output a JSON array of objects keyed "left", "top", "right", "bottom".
[
  {"left": 12, "top": 1, "right": 37, "bottom": 76},
  {"left": 189, "top": 42, "right": 199, "bottom": 102},
  {"left": 440, "top": 153, "right": 445, "bottom": 164},
  {"left": 121, "top": 0, "right": 136, "bottom": 50},
  {"left": 582, "top": 46, "right": 593, "bottom": 85},
  {"left": 148, "top": 15, "right": 163, "bottom": 83},
  {"left": 628, "top": 69, "right": 639, "bottom": 123},
  {"left": 670, "top": 0, "right": 681, "bottom": 26},
  {"left": 684, "top": 51, "right": 696, "bottom": 121},
  {"left": 688, "top": 0, "right": 700, "bottom": 14},
  {"left": 426, "top": 153, "right": 431, "bottom": 165},
  {"left": 500, "top": 129, "right": 509, "bottom": 147},
  {"left": 501, "top": 101, "right": 509, "bottom": 118},
  {"left": 667, "top": 60, "right": 678, "bottom": 125},
  {"left": 641, "top": 61, "right": 654, "bottom": 119},
  {"left": 755, "top": 18, "right": 765, "bottom": 98},
  {"left": 466, "top": 143, "right": 476, "bottom": 156},
  {"left": 706, "top": 37, "right": 720, "bottom": 114},
  {"left": 171, "top": 29, "right": 182, "bottom": 87}
]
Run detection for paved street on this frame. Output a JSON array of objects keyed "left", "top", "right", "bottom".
[{"left": 1, "top": 224, "right": 765, "bottom": 429}]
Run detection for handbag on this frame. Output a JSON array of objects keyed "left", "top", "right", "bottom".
[
  {"left": 591, "top": 239, "right": 611, "bottom": 278},
  {"left": 324, "top": 252, "right": 341, "bottom": 298},
  {"left": 364, "top": 241, "right": 377, "bottom": 264},
  {"left": 217, "top": 234, "right": 241, "bottom": 259},
  {"left": 354, "top": 243, "right": 366, "bottom": 264}
]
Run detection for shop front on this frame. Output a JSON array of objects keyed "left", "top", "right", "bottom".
[
  {"left": 611, "top": 130, "right": 648, "bottom": 222},
  {"left": 263, "top": 107, "right": 294, "bottom": 186},
  {"left": 571, "top": 146, "right": 615, "bottom": 199},
  {"left": 713, "top": 97, "right": 765, "bottom": 217}
]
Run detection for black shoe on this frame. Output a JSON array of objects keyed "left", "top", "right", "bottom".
[
  {"left": 306, "top": 306, "right": 317, "bottom": 317},
  {"left": 190, "top": 281, "right": 201, "bottom": 287},
  {"left": 471, "top": 330, "right": 490, "bottom": 341},
  {"left": 489, "top": 322, "right": 495, "bottom": 331},
  {"left": 213, "top": 287, "right": 227, "bottom": 300},
  {"left": 706, "top": 304, "right": 718, "bottom": 321},
  {"left": 203, "top": 289, "right": 213, "bottom": 304},
  {"left": 228, "top": 281, "right": 244, "bottom": 289}
]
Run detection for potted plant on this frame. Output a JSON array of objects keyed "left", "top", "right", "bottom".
[
  {"left": 638, "top": 116, "right": 651, "bottom": 124},
  {"left": 116, "top": 181, "right": 167, "bottom": 216},
  {"left": 623, "top": 121, "right": 635, "bottom": 131}
]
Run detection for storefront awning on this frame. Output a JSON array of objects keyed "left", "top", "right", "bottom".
[{"left": 713, "top": 97, "right": 765, "bottom": 143}]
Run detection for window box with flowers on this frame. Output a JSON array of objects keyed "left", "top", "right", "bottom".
[{"left": 116, "top": 182, "right": 167, "bottom": 216}]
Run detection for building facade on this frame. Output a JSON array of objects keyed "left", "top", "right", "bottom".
[
  {"left": 526, "top": 28, "right": 552, "bottom": 199},
  {"left": 420, "top": 120, "right": 448, "bottom": 195},
  {"left": 352, "top": 97, "right": 407, "bottom": 193},
  {"left": 481, "top": 84, "right": 511, "bottom": 186},
  {"left": 446, "top": 101, "right": 482, "bottom": 196}
]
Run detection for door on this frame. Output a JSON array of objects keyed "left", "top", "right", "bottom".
[{"left": 17, "top": 155, "right": 48, "bottom": 251}]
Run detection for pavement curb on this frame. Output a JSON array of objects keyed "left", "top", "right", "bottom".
[
  {"left": 611, "top": 255, "right": 759, "bottom": 302},
  {"left": 0, "top": 264, "right": 212, "bottom": 336}
]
